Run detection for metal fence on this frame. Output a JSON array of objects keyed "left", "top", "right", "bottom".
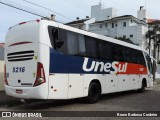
[
  {"left": 0, "top": 47, "right": 4, "bottom": 60},
  {"left": 0, "top": 60, "right": 4, "bottom": 91}
]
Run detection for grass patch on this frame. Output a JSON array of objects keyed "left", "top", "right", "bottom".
[{"left": 156, "top": 80, "right": 160, "bottom": 84}]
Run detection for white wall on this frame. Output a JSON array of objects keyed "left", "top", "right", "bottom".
[
  {"left": 91, "top": 4, "right": 118, "bottom": 21},
  {"left": 137, "top": 9, "right": 151, "bottom": 22},
  {"left": 137, "top": 9, "right": 147, "bottom": 21},
  {"left": 0, "top": 60, "right": 4, "bottom": 91},
  {"left": 117, "top": 26, "right": 138, "bottom": 42},
  {"left": 87, "top": 19, "right": 147, "bottom": 48},
  {"left": 0, "top": 47, "right": 4, "bottom": 60},
  {"left": 69, "top": 15, "right": 148, "bottom": 49}
]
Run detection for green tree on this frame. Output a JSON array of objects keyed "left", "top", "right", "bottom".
[{"left": 115, "top": 36, "right": 136, "bottom": 45}]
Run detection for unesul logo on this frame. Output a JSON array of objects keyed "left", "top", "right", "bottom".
[{"left": 82, "top": 58, "right": 128, "bottom": 74}]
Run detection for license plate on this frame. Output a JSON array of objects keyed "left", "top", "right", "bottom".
[{"left": 16, "top": 89, "right": 23, "bottom": 94}]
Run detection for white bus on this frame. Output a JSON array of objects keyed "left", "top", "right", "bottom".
[{"left": 4, "top": 19, "right": 153, "bottom": 103}]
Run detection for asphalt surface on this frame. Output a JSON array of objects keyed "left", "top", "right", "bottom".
[{"left": 0, "top": 82, "right": 160, "bottom": 120}]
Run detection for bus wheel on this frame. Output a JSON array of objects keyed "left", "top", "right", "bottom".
[
  {"left": 138, "top": 80, "right": 146, "bottom": 93},
  {"left": 86, "top": 82, "right": 101, "bottom": 104}
]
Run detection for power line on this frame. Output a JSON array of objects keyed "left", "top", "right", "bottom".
[
  {"left": 0, "top": 0, "right": 66, "bottom": 23},
  {"left": 62, "top": 0, "right": 141, "bottom": 43},
  {"left": 71, "top": 0, "right": 91, "bottom": 7},
  {"left": 67, "top": 0, "right": 90, "bottom": 8},
  {"left": 0, "top": 1, "right": 44, "bottom": 17},
  {"left": 112, "top": 0, "right": 137, "bottom": 12},
  {"left": 62, "top": 0, "right": 90, "bottom": 13},
  {"left": 64, "top": 0, "right": 89, "bottom": 9},
  {"left": 22, "top": 0, "right": 74, "bottom": 21},
  {"left": 0, "top": 0, "right": 144, "bottom": 43}
]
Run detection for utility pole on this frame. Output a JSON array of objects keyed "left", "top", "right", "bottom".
[
  {"left": 153, "top": 35, "right": 157, "bottom": 81},
  {"left": 158, "top": 44, "right": 160, "bottom": 63},
  {"left": 148, "top": 21, "right": 160, "bottom": 81},
  {"left": 148, "top": 32, "right": 151, "bottom": 55}
]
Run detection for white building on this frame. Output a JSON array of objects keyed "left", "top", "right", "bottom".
[
  {"left": 66, "top": 3, "right": 149, "bottom": 49},
  {"left": 137, "top": 6, "right": 151, "bottom": 22},
  {"left": 91, "top": 3, "right": 118, "bottom": 21}
]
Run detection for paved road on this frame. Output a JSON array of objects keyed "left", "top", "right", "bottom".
[{"left": 0, "top": 83, "right": 160, "bottom": 120}]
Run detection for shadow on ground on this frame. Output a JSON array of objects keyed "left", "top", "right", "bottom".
[{"left": 0, "top": 89, "right": 154, "bottom": 110}]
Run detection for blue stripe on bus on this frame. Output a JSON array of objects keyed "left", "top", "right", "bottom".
[{"left": 49, "top": 48, "right": 114, "bottom": 74}]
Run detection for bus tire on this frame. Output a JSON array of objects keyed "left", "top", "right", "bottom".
[
  {"left": 138, "top": 80, "right": 146, "bottom": 93},
  {"left": 86, "top": 82, "right": 101, "bottom": 104}
]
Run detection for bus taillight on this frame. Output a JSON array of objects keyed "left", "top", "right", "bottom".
[
  {"left": 34, "top": 62, "right": 46, "bottom": 87},
  {"left": 4, "top": 64, "right": 8, "bottom": 85}
]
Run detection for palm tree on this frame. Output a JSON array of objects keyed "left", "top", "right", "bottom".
[
  {"left": 145, "top": 30, "right": 155, "bottom": 56},
  {"left": 156, "top": 34, "right": 160, "bottom": 63}
]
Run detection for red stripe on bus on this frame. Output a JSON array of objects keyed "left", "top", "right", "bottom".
[
  {"left": 116, "top": 62, "right": 147, "bottom": 74},
  {"left": 9, "top": 42, "right": 32, "bottom": 47}
]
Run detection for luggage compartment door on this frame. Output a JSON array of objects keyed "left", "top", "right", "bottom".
[{"left": 48, "top": 74, "right": 68, "bottom": 99}]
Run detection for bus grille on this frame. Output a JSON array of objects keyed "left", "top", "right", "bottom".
[{"left": 7, "top": 50, "right": 34, "bottom": 62}]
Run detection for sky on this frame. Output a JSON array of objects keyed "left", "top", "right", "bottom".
[{"left": 0, "top": 0, "right": 160, "bottom": 42}]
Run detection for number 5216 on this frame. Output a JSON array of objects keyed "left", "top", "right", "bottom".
[{"left": 12, "top": 67, "right": 25, "bottom": 73}]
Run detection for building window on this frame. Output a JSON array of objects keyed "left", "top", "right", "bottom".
[
  {"left": 130, "top": 34, "right": 133, "bottom": 38},
  {"left": 123, "top": 35, "right": 126, "bottom": 38},
  {"left": 99, "top": 24, "right": 102, "bottom": 28},
  {"left": 112, "top": 23, "right": 114, "bottom": 28},
  {"left": 116, "top": 24, "right": 118, "bottom": 27},
  {"left": 123, "top": 22, "right": 126, "bottom": 27},
  {"left": 105, "top": 23, "right": 108, "bottom": 28},
  {"left": 131, "top": 20, "right": 133, "bottom": 23},
  {"left": 79, "top": 25, "right": 82, "bottom": 29}
]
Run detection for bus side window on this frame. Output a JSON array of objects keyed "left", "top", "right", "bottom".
[
  {"left": 66, "top": 31, "right": 79, "bottom": 55},
  {"left": 130, "top": 49, "right": 137, "bottom": 63},
  {"left": 85, "top": 36, "right": 99, "bottom": 58},
  {"left": 48, "top": 26, "right": 64, "bottom": 50},
  {"left": 139, "top": 52, "right": 146, "bottom": 67},
  {"left": 133, "top": 50, "right": 146, "bottom": 66},
  {"left": 123, "top": 47, "right": 132, "bottom": 63},
  {"left": 135, "top": 51, "right": 141, "bottom": 64},
  {"left": 113, "top": 45, "right": 125, "bottom": 62},
  {"left": 61, "top": 30, "right": 87, "bottom": 56},
  {"left": 77, "top": 34, "right": 86, "bottom": 56},
  {"left": 99, "top": 41, "right": 114, "bottom": 61},
  {"left": 48, "top": 26, "right": 87, "bottom": 56},
  {"left": 48, "top": 26, "right": 55, "bottom": 48},
  {"left": 144, "top": 53, "right": 152, "bottom": 73}
]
